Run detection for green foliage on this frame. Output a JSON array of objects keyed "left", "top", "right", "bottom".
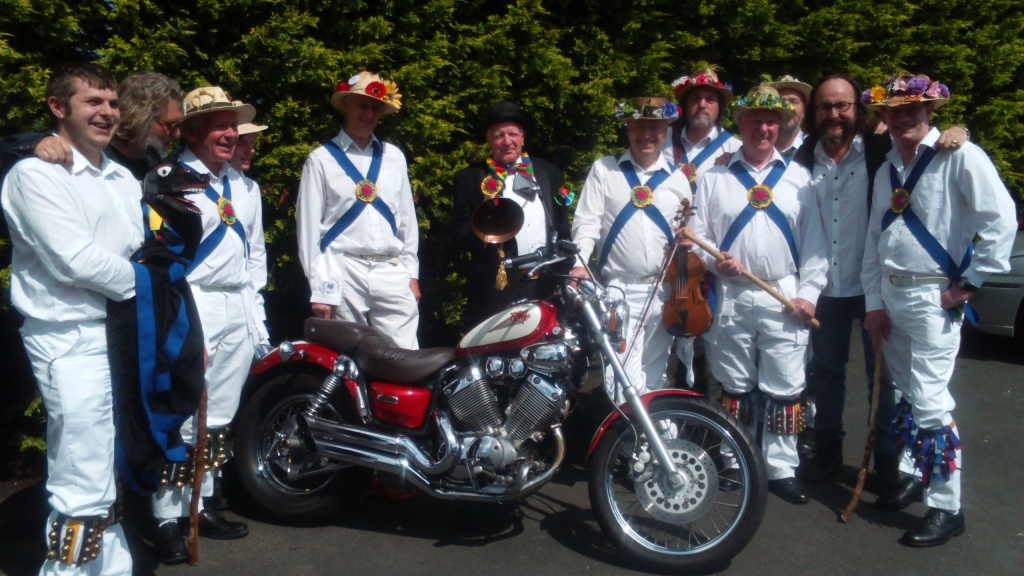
[{"left": 1, "top": 0, "right": 1022, "bottom": 357}]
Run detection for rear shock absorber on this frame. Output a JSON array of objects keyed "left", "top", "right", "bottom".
[{"left": 304, "top": 355, "right": 359, "bottom": 419}]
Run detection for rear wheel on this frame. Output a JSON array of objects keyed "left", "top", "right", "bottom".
[
  {"left": 235, "top": 371, "right": 371, "bottom": 523},
  {"left": 588, "top": 396, "right": 767, "bottom": 573}
]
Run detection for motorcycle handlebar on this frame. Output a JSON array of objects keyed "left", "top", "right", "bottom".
[{"left": 503, "top": 240, "right": 580, "bottom": 269}]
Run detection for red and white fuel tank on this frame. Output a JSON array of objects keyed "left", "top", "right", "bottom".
[{"left": 456, "top": 302, "right": 561, "bottom": 357}]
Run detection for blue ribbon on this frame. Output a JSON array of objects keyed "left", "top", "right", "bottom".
[
  {"left": 319, "top": 140, "right": 398, "bottom": 252},
  {"left": 719, "top": 158, "right": 799, "bottom": 265},
  {"left": 179, "top": 164, "right": 249, "bottom": 273},
  {"left": 882, "top": 148, "right": 978, "bottom": 324},
  {"left": 597, "top": 156, "right": 675, "bottom": 273},
  {"left": 674, "top": 129, "right": 734, "bottom": 194}
]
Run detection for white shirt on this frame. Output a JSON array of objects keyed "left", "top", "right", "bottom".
[
  {"left": 296, "top": 129, "right": 419, "bottom": 305},
  {"left": 661, "top": 124, "right": 743, "bottom": 179},
  {"left": 239, "top": 173, "right": 269, "bottom": 328},
  {"left": 503, "top": 156, "right": 547, "bottom": 255},
  {"left": 180, "top": 148, "right": 259, "bottom": 289},
  {"left": 572, "top": 149, "right": 691, "bottom": 279},
  {"left": 2, "top": 149, "right": 142, "bottom": 322},
  {"left": 812, "top": 134, "right": 871, "bottom": 297},
  {"left": 862, "top": 128, "right": 1017, "bottom": 312},
  {"left": 778, "top": 130, "right": 806, "bottom": 158},
  {"left": 693, "top": 148, "right": 828, "bottom": 305}
]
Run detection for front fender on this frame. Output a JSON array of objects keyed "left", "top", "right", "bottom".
[{"left": 586, "top": 389, "right": 704, "bottom": 461}]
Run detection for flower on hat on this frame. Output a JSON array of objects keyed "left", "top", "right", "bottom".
[
  {"left": 861, "top": 73, "right": 950, "bottom": 108},
  {"left": 365, "top": 81, "right": 386, "bottom": 99},
  {"left": 611, "top": 98, "right": 679, "bottom": 122}
]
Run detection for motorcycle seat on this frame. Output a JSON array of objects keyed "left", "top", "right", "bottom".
[
  {"left": 355, "top": 335, "right": 455, "bottom": 384},
  {"left": 304, "top": 318, "right": 380, "bottom": 354}
]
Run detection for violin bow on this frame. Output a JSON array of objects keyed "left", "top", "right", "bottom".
[{"left": 680, "top": 229, "right": 822, "bottom": 329}]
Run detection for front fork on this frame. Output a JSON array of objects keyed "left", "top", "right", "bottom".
[{"left": 575, "top": 292, "right": 685, "bottom": 490}]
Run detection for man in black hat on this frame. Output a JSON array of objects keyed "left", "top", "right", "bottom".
[{"left": 452, "top": 101, "right": 571, "bottom": 330}]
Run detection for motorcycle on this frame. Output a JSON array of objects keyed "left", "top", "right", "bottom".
[{"left": 235, "top": 204, "right": 767, "bottom": 572}]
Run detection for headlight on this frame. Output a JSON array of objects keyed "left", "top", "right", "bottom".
[{"left": 602, "top": 299, "right": 629, "bottom": 344}]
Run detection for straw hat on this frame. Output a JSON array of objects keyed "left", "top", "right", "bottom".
[
  {"left": 672, "top": 68, "right": 734, "bottom": 103},
  {"left": 612, "top": 97, "right": 680, "bottom": 123},
  {"left": 331, "top": 71, "right": 402, "bottom": 114},
  {"left": 238, "top": 122, "right": 268, "bottom": 136},
  {"left": 182, "top": 86, "right": 256, "bottom": 124},
  {"left": 861, "top": 73, "right": 949, "bottom": 109},
  {"left": 769, "top": 75, "right": 812, "bottom": 103},
  {"left": 730, "top": 85, "right": 795, "bottom": 124}
]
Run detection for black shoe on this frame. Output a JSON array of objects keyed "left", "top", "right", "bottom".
[
  {"left": 797, "top": 437, "right": 842, "bottom": 483},
  {"left": 899, "top": 507, "right": 965, "bottom": 547},
  {"left": 876, "top": 475, "right": 924, "bottom": 511},
  {"left": 197, "top": 509, "right": 249, "bottom": 540},
  {"left": 155, "top": 520, "right": 188, "bottom": 565},
  {"left": 204, "top": 477, "right": 230, "bottom": 511},
  {"left": 768, "top": 478, "right": 809, "bottom": 504}
]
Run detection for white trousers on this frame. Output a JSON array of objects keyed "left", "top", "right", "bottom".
[
  {"left": 153, "top": 285, "right": 254, "bottom": 519},
  {"left": 332, "top": 255, "right": 419, "bottom": 349},
  {"left": 882, "top": 277, "right": 961, "bottom": 511},
  {"left": 21, "top": 320, "right": 132, "bottom": 576},
  {"left": 705, "top": 276, "right": 808, "bottom": 479},
  {"left": 602, "top": 278, "right": 674, "bottom": 405}
]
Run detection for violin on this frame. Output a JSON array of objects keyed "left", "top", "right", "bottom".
[{"left": 663, "top": 200, "right": 712, "bottom": 337}]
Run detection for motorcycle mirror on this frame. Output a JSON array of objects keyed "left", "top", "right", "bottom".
[{"left": 471, "top": 197, "right": 525, "bottom": 244}]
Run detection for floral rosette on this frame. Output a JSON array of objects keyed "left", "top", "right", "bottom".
[
  {"left": 555, "top": 185, "right": 576, "bottom": 207},
  {"left": 631, "top": 185, "right": 654, "bottom": 208},
  {"left": 678, "top": 161, "right": 698, "bottom": 183},
  {"left": 890, "top": 188, "right": 911, "bottom": 213},
  {"left": 355, "top": 179, "right": 378, "bottom": 203},
  {"left": 217, "top": 196, "right": 237, "bottom": 225},
  {"left": 480, "top": 175, "right": 503, "bottom": 198},
  {"left": 747, "top": 184, "right": 773, "bottom": 209}
]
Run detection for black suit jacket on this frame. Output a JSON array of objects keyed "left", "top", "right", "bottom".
[{"left": 452, "top": 156, "right": 570, "bottom": 330}]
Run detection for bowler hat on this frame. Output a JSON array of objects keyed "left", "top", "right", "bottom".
[{"left": 481, "top": 101, "right": 530, "bottom": 139}]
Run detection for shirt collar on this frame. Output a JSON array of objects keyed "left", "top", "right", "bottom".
[
  {"left": 622, "top": 147, "right": 673, "bottom": 174},
  {"left": 886, "top": 127, "right": 940, "bottom": 168},
  {"left": 180, "top": 147, "right": 233, "bottom": 180},
  {"left": 336, "top": 128, "right": 380, "bottom": 153},
  {"left": 729, "top": 146, "right": 787, "bottom": 172},
  {"left": 681, "top": 124, "right": 722, "bottom": 148},
  {"left": 813, "top": 133, "right": 865, "bottom": 165},
  {"left": 69, "top": 146, "right": 126, "bottom": 179}
]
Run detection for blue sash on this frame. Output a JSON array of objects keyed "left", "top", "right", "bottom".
[
  {"left": 319, "top": 140, "right": 397, "bottom": 252},
  {"left": 181, "top": 164, "right": 249, "bottom": 273},
  {"left": 674, "top": 130, "right": 734, "bottom": 194},
  {"left": 720, "top": 158, "right": 799, "bottom": 265},
  {"left": 882, "top": 147, "right": 977, "bottom": 324},
  {"left": 597, "top": 156, "right": 675, "bottom": 273}
]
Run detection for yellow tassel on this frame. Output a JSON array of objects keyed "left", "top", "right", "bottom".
[{"left": 495, "top": 245, "right": 508, "bottom": 291}]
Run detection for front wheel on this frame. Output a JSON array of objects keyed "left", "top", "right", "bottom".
[
  {"left": 588, "top": 396, "right": 767, "bottom": 573},
  {"left": 235, "top": 371, "right": 371, "bottom": 524}
]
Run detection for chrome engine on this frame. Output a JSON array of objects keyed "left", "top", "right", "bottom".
[{"left": 440, "top": 341, "right": 573, "bottom": 490}]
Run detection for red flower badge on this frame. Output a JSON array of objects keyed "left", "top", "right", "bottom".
[
  {"left": 631, "top": 185, "right": 654, "bottom": 208},
  {"left": 748, "top": 184, "right": 773, "bottom": 209},
  {"left": 365, "top": 81, "right": 386, "bottom": 99},
  {"left": 335, "top": 81, "right": 350, "bottom": 94}
]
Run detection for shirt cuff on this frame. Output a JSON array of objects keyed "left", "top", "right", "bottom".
[{"left": 864, "top": 293, "right": 884, "bottom": 312}]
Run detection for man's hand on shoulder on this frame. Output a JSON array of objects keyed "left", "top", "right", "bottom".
[{"left": 35, "top": 135, "right": 73, "bottom": 167}]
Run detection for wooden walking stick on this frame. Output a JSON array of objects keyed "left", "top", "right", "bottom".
[
  {"left": 840, "top": 349, "right": 883, "bottom": 523},
  {"left": 680, "top": 229, "right": 822, "bottom": 329},
  {"left": 188, "top": 386, "right": 208, "bottom": 565}
]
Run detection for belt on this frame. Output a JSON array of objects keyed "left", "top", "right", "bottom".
[
  {"left": 345, "top": 252, "right": 399, "bottom": 265},
  {"left": 887, "top": 273, "right": 948, "bottom": 287},
  {"left": 197, "top": 284, "right": 242, "bottom": 292},
  {"left": 616, "top": 274, "right": 660, "bottom": 284}
]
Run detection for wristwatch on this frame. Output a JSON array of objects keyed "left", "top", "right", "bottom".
[{"left": 959, "top": 278, "right": 979, "bottom": 292}]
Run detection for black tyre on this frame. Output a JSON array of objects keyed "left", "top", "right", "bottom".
[
  {"left": 235, "top": 371, "right": 371, "bottom": 524},
  {"left": 588, "top": 396, "right": 767, "bottom": 573}
]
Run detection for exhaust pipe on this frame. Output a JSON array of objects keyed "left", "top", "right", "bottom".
[{"left": 300, "top": 414, "right": 565, "bottom": 502}]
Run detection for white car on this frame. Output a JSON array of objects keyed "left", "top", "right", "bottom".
[{"left": 967, "top": 230, "right": 1024, "bottom": 338}]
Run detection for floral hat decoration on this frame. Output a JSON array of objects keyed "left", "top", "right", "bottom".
[
  {"left": 671, "top": 68, "right": 734, "bottom": 103},
  {"left": 730, "top": 85, "right": 795, "bottom": 124},
  {"left": 331, "top": 70, "right": 403, "bottom": 114},
  {"left": 768, "top": 75, "right": 812, "bottom": 103},
  {"left": 861, "top": 73, "right": 949, "bottom": 109},
  {"left": 612, "top": 97, "right": 680, "bottom": 123}
]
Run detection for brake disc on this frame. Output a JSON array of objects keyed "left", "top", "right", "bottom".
[{"left": 634, "top": 438, "right": 719, "bottom": 524}]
